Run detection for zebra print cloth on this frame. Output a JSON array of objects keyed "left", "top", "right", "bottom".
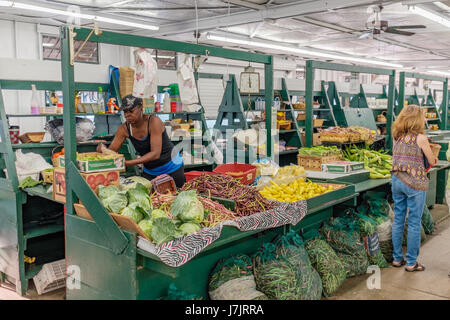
[{"left": 137, "top": 200, "right": 307, "bottom": 267}]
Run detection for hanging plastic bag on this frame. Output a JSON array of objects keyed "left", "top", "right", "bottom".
[
  {"left": 133, "top": 48, "right": 158, "bottom": 98},
  {"left": 45, "top": 117, "right": 95, "bottom": 145},
  {"left": 176, "top": 53, "right": 199, "bottom": 106},
  {"left": 14, "top": 149, "right": 53, "bottom": 182}
]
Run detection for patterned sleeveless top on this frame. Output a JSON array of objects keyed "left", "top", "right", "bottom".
[{"left": 392, "top": 134, "right": 428, "bottom": 191}]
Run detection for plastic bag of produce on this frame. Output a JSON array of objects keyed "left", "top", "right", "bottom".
[
  {"left": 45, "top": 117, "right": 95, "bottom": 145},
  {"left": 253, "top": 232, "right": 322, "bottom": 300},
  {"left": 170, "top": 190, "right": 204, "bottom": 224},
  {"left": 355, "top": 213, "right": 389, "bottom": 268},
  {"left": 321, "top": 217, "right": 369, "bottom": 278},
  {"left": 421, "top": 206, "right": 435, "bottom": 235},
  {"left": 376, "top": 216, "right": 394, "bottom": 263},
  {"left": 303, "top": 229, "right": 346, "bottom": 297},
  {"left": 120, "top": 176, "right": 153, "bottom": 191},
  {"left": 208, "top": 255, "right": 267, "bottom": 300}
]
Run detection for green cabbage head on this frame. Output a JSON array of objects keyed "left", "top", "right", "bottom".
[
  {"left": 178, "top": 222, "right": 201, "bottom": 236},
  {"left": 170, "top": 190, "right": 204, "bottom": 224}
]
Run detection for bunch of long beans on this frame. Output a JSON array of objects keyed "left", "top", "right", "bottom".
[{"left": 181, "top": 174, "right": 277, "bottom": 216}]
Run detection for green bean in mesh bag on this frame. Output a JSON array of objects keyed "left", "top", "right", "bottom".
[
  {"left": 355, "top": 213, "right": 389, "bottom": 269},
  {"left": 303, "top": 229, "right": 346, "bottom": 297},
  {"left": 208, "top": 254, "right": 267, "bottom": 300},
  {"left": 253, "top": 231, "right": 322, "bottom": 300},
  {"left": 321, "top": 216, "right": 369, "bottom": 278},
  {"left": 421, "top": 206, "right": 435, "bottom": 235}
]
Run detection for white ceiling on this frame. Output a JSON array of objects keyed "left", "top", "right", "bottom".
[{"left": 1, "top": 0, "right": 450, "bottom": 73}]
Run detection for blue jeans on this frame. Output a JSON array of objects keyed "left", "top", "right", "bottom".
[{"left": 391, "top": 175, "right": 426, "bottom": 266}]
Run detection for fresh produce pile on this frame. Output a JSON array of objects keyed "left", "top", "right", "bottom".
[
  {"left": 77, "top": 152, "right": 120, "bottom": 161},
  {"left": 318, "top": 127, "right": 362, "bottom": 143},
  {"left": 259, "top": 178, "right": 334, "bottom": 203},
  {"left": 320, "top": 217, "right": 369, "bottom": 278},
  {"left": 343, "top": 146, "right": 392, "bottom": 179},
  {"left": 151, "top": 192, "right": 239, "bottom": 228},
  {"left": 208, "top": 255, "right": 268, "bottom": 300},
  {"left": 18, "top": 176, "right": 42, "bottom": 189},
  {"left": 253, "top": 232, "right": 322, "bottom": 300},
  {"left": 303, "top": 229, "right": 346, "bottom": 297},
  {"left": 181, "top": 174, "right": 277, "bottom": 216},
  {"left": 298, "top": 145, "right": 342, "bottom": 157},
  {"left": 348, "top": 126, "right": 376, "bottom": 145}
]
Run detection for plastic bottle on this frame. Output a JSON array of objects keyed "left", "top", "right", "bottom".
[
  {"left": 163, "top": 88, "right": 171, "bottom": 113},
  {"left": 30, "top": 84, "right": 40, "bottom": 114},
  {"left": 97, "top": 87, "right": 106, "bottom": 113}
]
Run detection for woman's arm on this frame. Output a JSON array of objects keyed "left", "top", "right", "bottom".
[
  {"left": 417, "top": 134, "right": 438, "bottom": 167},
  {"left": 125, "top": 116, "right": 164, "bottom": 166},
  {"left": 97, "top": 124, "right": 127, "bottom": 153}
]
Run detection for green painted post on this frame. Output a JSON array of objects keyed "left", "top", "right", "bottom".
[
  {"left": 305, "top": 61, "right": 314, "bottom": 147},
  {"left": 61, "top": 26, "right": 78, "bottom": 214},
  {"left": 265, "top": 57, "right": 274, "bottom": 158},
  {"left": 386, "top": 71, "right": 396, "bottom": 152},
  {"left": 398, "top": 72, "right": 405, "bottom": 115},
  {"left": 442, "top": 80, "right": 448, "bottom": 130}
]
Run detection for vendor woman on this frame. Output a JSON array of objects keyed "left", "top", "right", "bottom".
[{"left": 98, "top": 95, "right": 185, "bottom": 188}]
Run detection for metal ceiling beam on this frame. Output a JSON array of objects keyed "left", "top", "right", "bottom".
[
  {"left": 150, "top": 0, "right": 393, "bottom": 36},
  {"left": 222, "top": 0, "right": 266, "bottom": 10}
]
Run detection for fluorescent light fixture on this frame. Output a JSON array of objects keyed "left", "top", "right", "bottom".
[
  {"left": 206, "top": 33, "right": 403, "bottom": 68},
  {"left": 428, "top": 70, "right": 450, "bottom": 77},
  {"left": 409, "top": 5, "right": 450, "bottom": 28},
  {"left": 42, "top": 43, "right": 55, "bottom": 47},
  {"left": 433, "top": 2, "right": 450, "bottom": 11},
  {"left": 0, "top": 0, "right": 159, "bottom": 30}
]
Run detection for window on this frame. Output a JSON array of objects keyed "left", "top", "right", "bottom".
[
  {"left": 153, "top": 50, "right": 176, "bottom": 70},
  {"left": 42, "top": 35, "right": 99, "bottom": 64}
]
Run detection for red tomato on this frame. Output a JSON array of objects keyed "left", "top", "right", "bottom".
[
  {"left": 87, "top": 175, "right": 96, "bottom": 185},
  {"left": 95, "top": 174, "right": 106, "bottom": 186},
  {"left": 89, "top": 183, "right": 97, "bottom": 190},
  {"left": 103, "top": 180, "right": 110, "bottom": 186},
  {"left": 107, "top": 171, "right": 119, "bottom": 182}
]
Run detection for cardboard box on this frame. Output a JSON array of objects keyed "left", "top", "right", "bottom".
[
  {"left": 321, "top": 161, "right": 365, "bottom": 173},
  {"left": 53, "top": 168, "right": 120, "bottom": 203},
  {"left": 59, "top": 152, "right": 125, "bottom": 173}
]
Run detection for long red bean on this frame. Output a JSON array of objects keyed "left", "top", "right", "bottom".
[{"left": 181, "top": 174, "right": 277, "bottom": 216}]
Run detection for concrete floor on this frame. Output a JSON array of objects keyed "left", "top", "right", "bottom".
[{"left": 1, "top": 205, "right": 449, "bottom": 300}]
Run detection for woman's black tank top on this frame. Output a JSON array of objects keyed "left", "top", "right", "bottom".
[{"left": 126, "top": 116, "right": 174, "bottom": 170}]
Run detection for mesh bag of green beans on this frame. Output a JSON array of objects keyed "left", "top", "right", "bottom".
[
  {"left": 303, "top": 229, "right": 346, "bottom": 297},
  {"left": 421, "top": 206, "right": 435, "bottom": 235},
  {"left": 355, "top": 213, "right": 389, "bottom": 268},
  {"left": 208, "top": 254, "right": 267, "bottom": 300},
  {"left": 253, "top": 232, "right": 322, "bottom": 300},
  {"left": 321, "top": 216, "right": 369, "bottom": 278}
]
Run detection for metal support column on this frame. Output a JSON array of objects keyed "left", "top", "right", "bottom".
[
  {"left": 265, "top": 57, "right": 274, "bottom": 158},
  {"left": 305, "top": 61, "right": 315, "bottom": 147}
]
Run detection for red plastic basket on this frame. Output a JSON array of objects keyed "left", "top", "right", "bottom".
[
  {"left": 184, "top": 171, "right": 213, "bottom": 183},
  {"left": 212, "top": 163, "right": 257, "bottom": 185}
]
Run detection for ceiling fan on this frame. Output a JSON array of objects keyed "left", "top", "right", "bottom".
[{"left": 358, "top": 4, "right": 426, "bottom": 39}]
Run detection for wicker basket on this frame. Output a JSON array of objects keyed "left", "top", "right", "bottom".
[
  {"left": 277, "top": 121, "right": 292, "bottom": 130},
  {"left": 293, "top": 103, "right": 305, "bottom": 110},
  {"left": 18, "top": 132, "right": 45, "bottom": 143},
  {"left": 297, "top": 154, "right": 342, "bottom": 171},
  {"left": 320, "top": 133, "right": 349, "bottom": 143},
  {"left": 313, "top": 119, "right": 325, "bottom": 127},
  {"left": 52, "top": 157, "right": 61, "bottom": 168}
]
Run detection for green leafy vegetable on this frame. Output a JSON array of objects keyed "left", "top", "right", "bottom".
[
  {"left": 120, "top": 202, "right": 145, "bottom": 223},
  {"left": 151, "top": 217, "right": 180, "bottom": 246},
  {"left": 151, "top": 209, "right": 168, "bottom": 220},
  {"left": 101, "top": 191, "right": 128, "bottom": 213},
  {"left": 178, "top": 222, "right": 201, "bottom": 236},
  {"left": 127, "top": 183, "right": 152, "bottom": 212},
  {"left": 98, "top": 185, "right": 120, "bottom": 200},
  {"left": 138, "top": 219, "right": 153, "bottom": 239},
  {"left": 120, "top": 176, "right": 153, "bottom": 191},
  {"left": 170, "top": 190, "right": 204, "bottom": 224},
  {"left": 18, "top": 176, "right": 42, "bottom": 189}
]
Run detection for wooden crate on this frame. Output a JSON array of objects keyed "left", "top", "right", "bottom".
[
  {"left": 277, "top": 121, "right": 292, "bottom": 130},
  {"left": 297, "top": 154, "right": 341, "bottom": 171},
  {"left": 301, "top": 133, "right": 321, "bottom": 146},
  {"left": 296, "top": 112, "right": 305, "bottom": 121}
]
